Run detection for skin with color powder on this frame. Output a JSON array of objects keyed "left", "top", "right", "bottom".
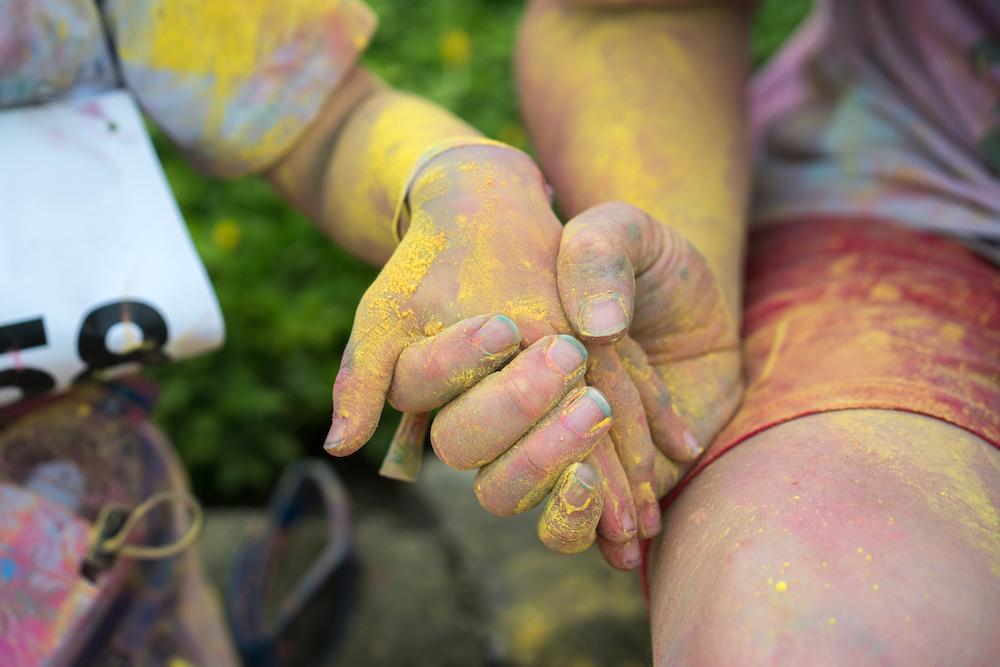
[{"left": 267, "top": 67, "right": 681, "bottom": 561}]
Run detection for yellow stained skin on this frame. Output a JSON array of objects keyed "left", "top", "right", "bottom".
[
  {"left": 647, "top": 410, "right": 1000, "bottom": 664},
  {"left": 125, "top": 0, "right": 372, "bottom": 169},
  {"left": 265, "top": 23, "right": 745, "bottom": 548},
  {"left": 329, "top": 146, "right": 578, "bottom": 456},
  {"left": 518, "top": 0, "right": 749, "bottom": 317},
  {"left": 270, "top": 70, "right": 481, "bottom": 265},
  {"left": 267, "top": 63, "right": 658, "bottom": 554},
  {"left": 538, "top": 464, "right": 605, "bottom": 554},
  {"left": 819, "top": 411, "right": 1000, "bottom": 579},
  {"left": 586, "top": 345, "right": 659, "bottom": 533},
  {"left": 517, "top": 0, "right": 749, "bottom": 448}
]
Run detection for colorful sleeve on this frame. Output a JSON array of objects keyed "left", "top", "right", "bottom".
[{"left": 102, "top": 0, "right": 377, "bottom": 177}]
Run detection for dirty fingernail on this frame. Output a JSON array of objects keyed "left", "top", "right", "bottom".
[
  {"left": 684, "top": 430, "right": 703, "bottom": 457},
  {"left": 545, "top": 335, "right": 587, "bottom": 375},
  {"left": 641, "top": 504, "right": 662, "bottom": 538},
  {"left": 324, "top": 418, "right": 346, "bottom": 451},
  {"left": 624, "top": 540, "right": 642, "bottom": 569},
  {"left": 475, "top": 315, "right": 520, "bottom": 355},
  {"left": 564, "top": 465, "right": 600, "bottom": 509},
  {"left": 621, "top": 508, "right": 636, "bottom": 537},
  {"left": 562, "top": 388, "right": 612, "bottom": 436},
  {"left": 578, "top": 294, "right": 628, "bottom": 338}
]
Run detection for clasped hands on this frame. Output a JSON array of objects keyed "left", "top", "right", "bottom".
[{"left": 324, "top": 144, "right": 740, "bottom": 570}]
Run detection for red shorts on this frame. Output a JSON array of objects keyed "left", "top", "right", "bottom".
[
  {"left": 689, "top": 216, "right": 1000, "bottom": 480},
  {"left": 642, "top": 216, "right": 1000, "bottom": 588}
]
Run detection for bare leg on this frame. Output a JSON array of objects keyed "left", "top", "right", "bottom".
[{"left": 648, "top": 409, "right": 1000, "bottom": 665}]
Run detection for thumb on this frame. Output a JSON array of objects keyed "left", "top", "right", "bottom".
[
  {"left": 558, "top": 201, "right": 734, "bottom": 360},
  {"left": 557, "top": 202, "right": 658, "bottom": 344}
]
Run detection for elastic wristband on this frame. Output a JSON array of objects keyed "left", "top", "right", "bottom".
[{"left": 390, "top": 137, "right": 532, "bottom": 245}]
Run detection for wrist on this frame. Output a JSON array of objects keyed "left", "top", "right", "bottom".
[{"left": 397, "top": 140, "right": 546, "bottom": 240}]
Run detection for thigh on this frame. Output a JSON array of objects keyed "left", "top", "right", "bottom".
[
  {"left": 643, "top": 217, "right": 1000, "bottom": 664},
  {"left": 648, "top": 408, "right": 1000, "bottom": 666}
]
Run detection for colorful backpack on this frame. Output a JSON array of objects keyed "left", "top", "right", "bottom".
[{"left": 0, "top": 381, "right": 355, "bottom": 667}]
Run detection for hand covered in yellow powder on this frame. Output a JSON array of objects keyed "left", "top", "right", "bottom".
[
  {"left": 323, "top": 144, "right": 655, "bottom": 559},
  {"left": 556, "top": 202, "right": 744, "bottom": 566},
  {"left": 405, "top": 199, "right": 743, "bottom": 571}
]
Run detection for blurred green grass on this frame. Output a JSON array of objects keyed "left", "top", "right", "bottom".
[{"left": 150, "top": 0, "right": 811, "bottom": 504}]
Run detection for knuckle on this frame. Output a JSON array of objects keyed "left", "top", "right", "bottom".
[
  {"left": 419, "top": 345, "right": 454, "bottom": 386},
  {"left": 519, "top": 441, "right": 552, "bottom": 481},
  {"left": 566, "top": 231, "right": 623, "bottom": 266},
  {"left": 502, "top": 371, "right": 552, "bottom": 421}
]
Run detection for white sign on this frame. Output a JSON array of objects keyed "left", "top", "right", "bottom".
[{"left": 0, "top": 90, "right": 225, "bottom": 407}]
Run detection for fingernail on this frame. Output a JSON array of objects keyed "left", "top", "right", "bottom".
[
  {"left": 684, "top": 430, "right": 703, "bottom": 457},
  {"left": 562, "top": 388, "right": 612, "bottom": 436},
  {"left": 621, "top": 508, "right": 636, "bottom": 537},
  {"left": 574, "top": 463, "right": 600, "bottom": 487},
  {"left": 475, "top": 315, "right": 520, "bottom": 355},
  {"left": 578, "top": 294, "right": 628, "bottom": 338},
  {"left": 324, "top": 418, "right": 345, "bottom": 451},
  {"left": 641, "top": 505, "right": 662, "bottom": 537},
  {"left": 624, "top": 540, "right": 642, "bottom": 569},
  {"left": 545, "top": 335, "right": 587, "bottom": 375},
  {"left": 564, "top": 467, "right": 599, "bottom": 509}
]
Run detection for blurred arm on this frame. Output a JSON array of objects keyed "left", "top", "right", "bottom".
[
  {"left": 264, "top": 66, "right": 485, "bottom": 266},
  {"left": 517, "top": 0, "right": 750, "bottom": 318}
]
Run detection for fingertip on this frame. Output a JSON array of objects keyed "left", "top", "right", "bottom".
[
  {"left": 475, "top": 314, "right": 521, "bottom": 356},
  {"left": 538, "top": 463, "right": 604, "bottom": 554},
  {"left": 597, "top": 536, "right": 643, "bottom": 571},
  {"left": 323, "top": 417, "right": 345, "bottom": 448},
  {"left": 620, "top": 505, "right": 636, "bottom": 537},
  {"left": 638, "top": 501, "right": 662, "bottom": 539},
  {"left": 633, "top": 481, "right": 662, "bottom": 539},
  {"left": 625, "top": 539, "right": 642, "bottom": 569},
  {"left": 561, "top": 462, "right": 601, "bottom": 508},
  {"left": 561, "top": 387, "right": 612, "bottom": 438},
  {"left": 546, "top": 334, "right": 588, "bottom": 374},
  {"left": 683, "top": 430, "right": 704, "bottom": 459},
  {"left": 576, "top": 293, "right": 629, "bottom": 340},
  {"left": 598, "top": 503, "right": 637, "bottom": 544},
  {"left": 572, "top": 461, "right": 600, "bottom": 488},
  {"left": 323, "top": 417, "right": 358, "bottom": 456}
]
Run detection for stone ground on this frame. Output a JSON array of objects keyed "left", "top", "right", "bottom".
[{"left": 200, "top": 455, "right": 652, "bottom": 667}]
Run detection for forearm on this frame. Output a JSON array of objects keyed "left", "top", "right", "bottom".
[
  {"left": 265, "top": 67, "right": 483, "bottom": 266},
  {"left": 516, "top": 0, "right": 750, "bottom": 317}
]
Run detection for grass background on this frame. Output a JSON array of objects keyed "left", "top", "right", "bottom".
[{"left": 149, "top": 0, "right": 812, "bottom": 504}]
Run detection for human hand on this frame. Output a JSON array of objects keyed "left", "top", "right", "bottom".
[
  {"left": 556, "top": 201, "right": 744, "bottom": 566},
  {"left": 321, "top": 143, "right": 643, "bottom": 554}
]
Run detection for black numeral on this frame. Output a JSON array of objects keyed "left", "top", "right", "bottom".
[
  {"left": 74, "top": 300, "right": 170, "bottom": 382},
  {"left": 0, "top": 317, "right": 54, "bottom": 404},
  {"left": 0, "top": 317, "right": 47, "bottom": 354},
  {"left": 0, "top": 368, "right": 56, "bottom": 403}
]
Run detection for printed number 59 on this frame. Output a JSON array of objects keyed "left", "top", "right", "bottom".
[{"left": 0, "top": 300, "right": 170, "bottom": 406}]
